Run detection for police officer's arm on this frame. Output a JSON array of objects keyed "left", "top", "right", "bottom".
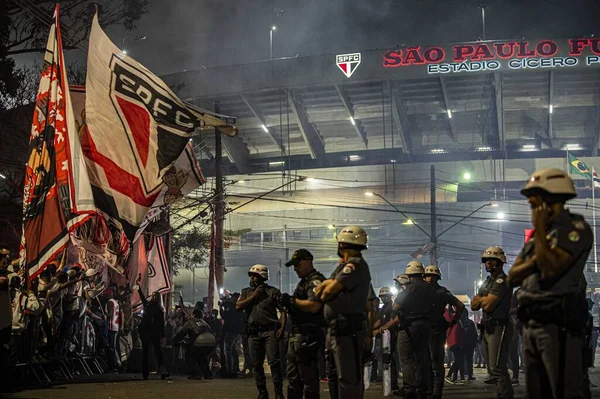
[
  {"left": 449, "top": 296, "right": 465, "bottom": 324},
  {"left": 313, "top": 279, "right": 343, "bottom": 302},
  {"left": 480, "top": 278, "right": 508, "bottom": 313},
  {"left": 295, "top": 276, "right": 324, "bottom": 313},
  {"left": 378, "top": 315, "right": 399, "bottom": 334},
  {"left": 236, "top": 286, "right": 263, "bottom": 311},
  {"left": 534, "top": 214, "right": 592, "bottom": 281},
  {"left": 507, "top": 255, "right": 537, "bottom": 286},
  {"left": 471, "top": 295, "right": 482, "bottom": 311}
]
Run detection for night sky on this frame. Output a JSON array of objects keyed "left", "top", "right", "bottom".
[{"left": 100, "top": 0, "right": 600, "bottom": 76}]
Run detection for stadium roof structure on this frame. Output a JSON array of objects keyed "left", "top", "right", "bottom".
[{"left": 161, "top": 38, "right": 600, "bottom": 176}]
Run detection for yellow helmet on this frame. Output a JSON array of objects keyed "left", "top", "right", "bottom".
[
  {"left": 481, "top": 246, "right": 507, "bottom": 264},
  {"left": 521, "top": 168, "right": 576, "bottom": 199}
]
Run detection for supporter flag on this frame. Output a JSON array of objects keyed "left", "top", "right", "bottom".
[
  {"left": 146, "top": 236, "right": 172, "bottom": 298},
  {"left": 568, "top": 153, "right": 592, "bottom": 180},
  {"left": 593, "top": 168, "right": 600, "bottom": 189},
  {"left": 83, "top": 12, "right": 235, "bottom": 241},
  {"left": 22, "top": 5, "right": 96, "bottom": 278}
]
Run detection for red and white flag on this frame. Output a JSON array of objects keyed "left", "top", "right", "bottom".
[
  {"left": 22, "top": 4, "right": 95, "bottom": 278},
  {"left": 82, "top": 13, "right": 234, "bottom": 241}
]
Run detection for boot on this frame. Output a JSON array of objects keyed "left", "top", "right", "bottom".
[
  {"left": 328, "top": 380, "right": 339, "bottom": 399},
  {"left": 159, "top": 365, "right": 169, "bottom": 380},
  {"left": 287, "top": 386, "right": 304, "bottom": 399},
  {"left": 274, "top": 384, "right": 285, "bottom": 399},
  {"left": 257, "top": 385, "right": 269, "bottom": 399}
]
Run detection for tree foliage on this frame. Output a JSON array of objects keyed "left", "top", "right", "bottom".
[{"left": 0, "top": 0, "right": 148, "bottom": 99}]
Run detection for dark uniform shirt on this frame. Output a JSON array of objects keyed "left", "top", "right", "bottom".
[
  {"left": 478, "top": 272, "right": 511, "bottom": 322},
  {"left": 517, "top": 209, "right": 593, "bottom": 301},
  {"left": 323, "top": 256, "right": 372, "bottom": 322},
  {"left": 240, "top": 284, "right": 283, "bottom": 326},
  {"left": 377, "top": 301, "right": 395, "bottom": 328},
  {"left": 290, "top": 269, "right": 326, "bottom": 327},
  {"left": 431, "top": 283, "right": 460, "bottom": 331},
  {"left": 394, "top": 278, "right": 436, "bottom": 322}
]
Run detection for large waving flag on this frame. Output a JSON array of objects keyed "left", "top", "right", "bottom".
[
  {"left": 593, "top": 168, "right": 600, "bottom": 189},
  {"left": 21, "top": 5, "right": 96, "bottom": 278},
  {"left": 83, "top": 12, "right": 234, "bottom": 240},
  {"left": 568, "top": 153, "right": 593, "bottom": 180}
]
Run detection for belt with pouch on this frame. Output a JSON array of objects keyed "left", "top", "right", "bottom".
[
  {"left": 518, "top": 293, "right": 588, "bottom": 334},
  {"left": 246, "top": 323, "right": 280, "bottom": 335},
  {"left": 328, "top": 314, "right": 366, "bottom": 336}
]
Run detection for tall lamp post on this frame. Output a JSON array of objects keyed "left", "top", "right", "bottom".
[
  {"left": 365, "top": 191, "right": 497, "bottom": 265},
  {"left": 269, "top": 26, "right": 276, "bottom": 60}
]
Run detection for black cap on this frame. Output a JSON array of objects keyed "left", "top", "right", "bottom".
[{"left": 285, "top": 249, "right": 313, "bottom": 267}]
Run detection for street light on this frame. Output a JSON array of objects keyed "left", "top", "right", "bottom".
[
  {"left": 270, "top": 26, "right": 276, "bottom": 60},
  {"left": 0, "top": 173, "right": 5, "bottom": 179},
  {"left": 463, "top": 172, "right": 471, "bottom": 180},
  {"left": 365, "top": 192, "right": 431, "bottom": 238},
  {"left": 121, "top": 34, "right": 147, "bottom": 54}
]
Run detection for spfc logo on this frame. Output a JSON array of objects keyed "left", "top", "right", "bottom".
[{"left": 336, "top": 53, "right": 361, "bottom": 78}]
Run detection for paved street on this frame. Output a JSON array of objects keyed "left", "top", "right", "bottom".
[{"left": 4, "top": 367, "right": 600, "bottom": 398}]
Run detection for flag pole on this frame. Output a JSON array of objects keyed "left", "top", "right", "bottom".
[
  {"left": 566, "top": 149, "right": 569, "bottom": 174},
  {"left": 593, "top": 167, "right": 598, "bottom": 273}
]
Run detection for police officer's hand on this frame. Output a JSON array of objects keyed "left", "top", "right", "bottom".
[
  {"left": 252, "top": 284, "right": 265, "bottom": 299},
  {"left": 280, "top": 293, "right": 293, "bottom": 309},
  {"left": 532, "top": 202, "right": 550, "bottom": 231},
  {"left": 314, "top": 279, "right": 332, "bottom": 299},
  {"left": 276, "top": 327, "right": 285, "bottom": 341}
]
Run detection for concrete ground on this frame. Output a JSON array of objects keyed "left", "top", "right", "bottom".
[{"left": 4, "top": 366, "right": 600, "bottom": 398}]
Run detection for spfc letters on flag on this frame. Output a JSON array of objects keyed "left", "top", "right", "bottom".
[{"left": 336, "top": 53, "right": 361, "bottom": 78}]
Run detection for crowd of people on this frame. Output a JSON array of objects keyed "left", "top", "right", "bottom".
[{"left": 1, "top": 167, "right": 599, "bottom": 399}]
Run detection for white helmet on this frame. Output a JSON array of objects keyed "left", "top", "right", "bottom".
[
  {"left": 248, "top": 264, "right": 269, "bottom": 280},
  {"left": 337, "top": 225, "right": 368, "bottom": 248},
  {"left": 405, "top": 260, "right": 425, "bottom": 275},
  {"left": 481, "top": 246, "right": 507, "bottom": 264},
  {"left": 394, "top": 274, "right": 410, "bottom": 285},
  {"left": 521, "top": 168, "right": 576, "bottom": 200},
  {"left": 379, "top": 286, "right": 392, "bottom": 296},
  {"left": 424, "top": 265, "right": 442, "bottom": 279}
]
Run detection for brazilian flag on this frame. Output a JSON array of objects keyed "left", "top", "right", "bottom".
[{"left": 568, "top": 153, "right": 592, "bottom": 180}]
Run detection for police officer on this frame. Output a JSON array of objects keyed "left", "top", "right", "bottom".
[
  {"left": 371, "top": 287, "right": 398, "bottom": 390},
  {"left": 508, "top": 168, "right": 592, "bottom": 399},
  {"left": 279, "top": 249, "right": 326, "bottom": 399},
  {"left": 471, "top": 246, "right": 513, "bottom": 399},
  {"left": 172, "top": 304, "right": 217, "bottom": 379},
  {"left": 314, "top": 225, "right": 372, "bottom": 399},
  {"left": 424, "top": 265, "right": 464, "bottom": 399},
  {"left": 236, "top": 264, "right": 286, "bottom": 399},
  {"left": 393, "top": 260, "right": 436, "bottom": 399}
]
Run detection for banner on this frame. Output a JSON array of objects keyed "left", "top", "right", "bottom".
[
  {"left": 128, "top": 237, "right": 147, "bottom": 313},
  {"left": 83, "top": 12, "right": 232, "bottom": 240},
  {"left": 21, "top": 5, "right": 95, "bottom": 278}
]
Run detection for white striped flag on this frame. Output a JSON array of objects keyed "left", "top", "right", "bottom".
[{"left": 593, "top": 167, "right": 600, "bottom": 189}]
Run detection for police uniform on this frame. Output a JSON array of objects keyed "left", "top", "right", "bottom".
[
  {"left": 375, "top": 295, "right": 398, "bottom": 389},
  {"left": 286, "top": 269, "right": 326, "bottom": 399},
  {"left": 324, "top": 256, "right": 371, "bottom": 399},
  {"left": 240, "top": 283, "right": 285, "bottom": 396},
  {"left": 429, "top": 282, "right": 460, "bottom": 397},
  {"left": 517, "top": 209, "right": 592, "bottom": 399},
  {"left": 395, "top": 276, "right": 436, "bottom": 399},
  {"left": 479, "top": 271, "right": 513, "bottom": 398}
]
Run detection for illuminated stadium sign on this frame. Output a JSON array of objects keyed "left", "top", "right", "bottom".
[{"left": 382, "top": 39, "right": 600, "bottom": 76}]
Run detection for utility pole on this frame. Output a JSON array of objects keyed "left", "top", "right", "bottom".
[
  {"left": 214, "top": 102, "right": 225, "bottom": 309},
  {"left": 430, "top": 165, "right": 438, "bottom": 266}
]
